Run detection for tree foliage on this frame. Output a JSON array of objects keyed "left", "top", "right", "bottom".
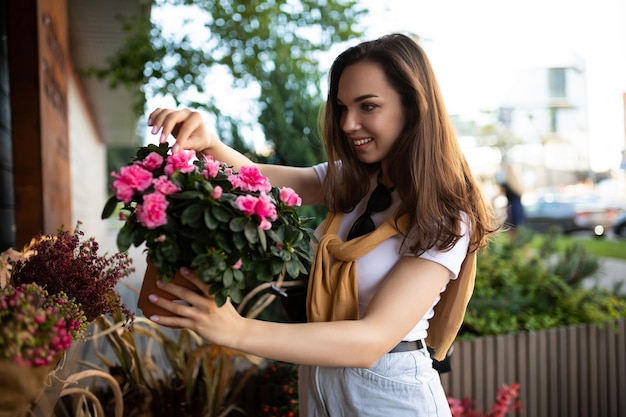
[
  {"left": 89, "top": 1, "right": 365, "bottom": 226},
  {"left": 86, "top": 0, "right": 366, "bottom": 132}
]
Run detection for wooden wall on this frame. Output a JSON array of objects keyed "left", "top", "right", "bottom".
[{"left": 6, "top": 0, "right": 71, "bottom": 247}]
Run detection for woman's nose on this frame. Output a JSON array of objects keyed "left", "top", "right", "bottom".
[{"left": 341, "top": 110, "right": 361, "bottom": 133}]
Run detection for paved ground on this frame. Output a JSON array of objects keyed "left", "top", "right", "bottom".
[{"left": 584, "top": 257, "right": 626, "bottom": 292}]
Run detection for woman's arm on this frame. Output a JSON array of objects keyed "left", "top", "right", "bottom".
[
  {"left": 148, "top": 108, "right": 324, "bottom": 206},
  {"left": 148, "top": 256, "right": 450, "bottom": 368}
]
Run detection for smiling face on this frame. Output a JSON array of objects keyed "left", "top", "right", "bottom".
[{"left": 337, "top": 61, "right": 406, "bottom": 167}]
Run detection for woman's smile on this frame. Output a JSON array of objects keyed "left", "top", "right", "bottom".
[{"left": 338, "top": 61, "right": 405, "bottom": 164}]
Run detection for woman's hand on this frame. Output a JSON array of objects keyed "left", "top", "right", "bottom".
[
  {"left": 147, "top": 267, "right": 244, "bottom": 347},
  {"left": 148, "top": 108, "right": 219, "bottom": 154}
]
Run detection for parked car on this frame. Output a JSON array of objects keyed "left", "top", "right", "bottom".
[
  {"left": 613, "top": 212, "right": 626, "bottom": 237},
  {"left": 523, "top": 194, "right": 624, "bottom": 236}
]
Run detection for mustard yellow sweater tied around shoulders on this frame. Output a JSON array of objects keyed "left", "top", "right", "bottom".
[{"left": 305, "top": 211, "right": 477, "bottom": 361}]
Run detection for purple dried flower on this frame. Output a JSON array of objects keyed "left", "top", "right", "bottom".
[{"left": 11, "top": 223, "right": 135, "bottom": 325}]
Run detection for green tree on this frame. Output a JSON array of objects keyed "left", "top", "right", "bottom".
[
  {"left": 88, "top": 0, "right": 365, "bottom": 133},
  {"left": 90, "top": 0, "right": 365, "bottom": 222}
]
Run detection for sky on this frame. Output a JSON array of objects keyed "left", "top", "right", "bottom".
[
  {"left": 359, "top": 0, "right": 626, "bottom": 172},
  {"left": 149, "top": 0, "right": 626, "bottom": 173}
]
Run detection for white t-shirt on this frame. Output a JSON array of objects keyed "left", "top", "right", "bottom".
[{"left": 313, "top": 163, "right": 469, "bottom": 341}]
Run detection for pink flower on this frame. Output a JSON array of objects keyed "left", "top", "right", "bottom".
[
  {"left": 211, "top": 186, "right": 223, "bottom": 199},
  {"left": 235, "top": 195, "right": 258, "bottom": 216},
  {"left": 235, "top": 194, "right": 276, "bottom": 229},
  {"left": 154, "top": 234, "right": 166, "bottom": 243},
  {"left": 164, "top": 150, "right": 195, "bottom": 176},
  {"left": 255, "top": 193, "right": 277, "bottom": 219},
  {"left": 113, "top": 182, "right": 135, "bottom": 204},
  {"left": 255, "top": 193, "right": 278, "bottom": 230},
  {"left": 142, "top": 152, "right": 164, "bottom": 171},
  {"left": 202, "top": 156, "right": 221, "bottom": 179},
  {"left": 111, "top": 165, "right": 153, "bottom": 203},
  {"left": 153, "top": 175, "right": 181, "bottom": 195},
  {"left": 279, "top": 187, "right": 302, "bottom": 206},
  {"left": 137, "top": 192, "right": 168, "bottom": 229},
  {"left": 258, "top": 218, "right": 272, "bottom": 231},
  {"left": 229, "top": 165, "right": 271, "bottom": 192},
  {"left": 232, "top": 259, "right": 242, "bottom": 270}
]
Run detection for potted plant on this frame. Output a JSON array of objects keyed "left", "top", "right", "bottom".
[
  {"left": 0, "top": 282, "right": 86, "bottom": 415},
  {"left": 0, "top": 225, "right": 134, "bottom": 415},
  {"left": 101, "top": 143, "right": 315, "bottom": 317}
]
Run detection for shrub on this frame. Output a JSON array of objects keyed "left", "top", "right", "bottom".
[{"left": 463, "top": 227, "right": 626, "bottom": 337}]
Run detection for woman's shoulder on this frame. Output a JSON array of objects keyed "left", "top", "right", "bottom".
[
  {"left": 312, "top": 162, "right": 329, "bottom": 180},
  {"left": 313, "top": 161, "right": 344, "bottom": 181}
]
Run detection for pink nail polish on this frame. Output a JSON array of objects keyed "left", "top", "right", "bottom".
[
  {"left": 148, "top": 294, "right": 158, "bottom": 302},
  {"left": 151, "top": 125, "right": 159, "bottom": 135},
  {"left": 149, "top": 315, "right": 160, "bottom": 322}
]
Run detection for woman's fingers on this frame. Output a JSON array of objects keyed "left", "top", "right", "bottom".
[
  {"left": 179, "top": 267, "right": 211, "bottom": 294},
  {"left": 147, "top": 108, "right": 213, "bottom": 153}
]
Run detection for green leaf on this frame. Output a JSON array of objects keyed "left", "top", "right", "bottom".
[
  {"left": 270, "top": 260, "right": 285, "bottom": 276},
  {"left": 158, "top": 242, "right": 179, "bottom": 264},
  {"left": 203, "top": 209, "right": 218, "bottom": 230},
  {"left": 244, "top": 222, "right": 258, "bottom": 244},
  {"left": 258, "top": 229, "right": 267, "bottom": 251},
  {"left": 233, "top": 269, "right": 244, "bottom": 282},
  {"left": 116, "top": 223, "right": 135, "bottom": 252},
  {"left": 229, "top": 286, "right": 243, "bottom": 304},
  {"left": 232, "top": 232, "right": 247, "bottom": 251},
  {"left": 230, "top": 217, "right": 247, "bottom": 232},
  {"left": 212, "top": 205, "right": 232, "bottom": 223},
  {"left": 223, "top": 269, "right": 233, "bottom": 288},
  {"left": 286, "top": 259, "right": 301, "bottom": 278},
  {"left": 101, "top": 195, "right": 120, "bottom": 219},
  {"left": 181, "top": 204, "right": 203, "bottom": 225}
]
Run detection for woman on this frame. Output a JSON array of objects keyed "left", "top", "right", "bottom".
[{"left": 147, "top": 33, "right": 498, "bottom": 416}]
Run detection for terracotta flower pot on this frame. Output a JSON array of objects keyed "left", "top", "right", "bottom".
[{"left": 137, "top": 260, "right": 202, "bottom": 317}]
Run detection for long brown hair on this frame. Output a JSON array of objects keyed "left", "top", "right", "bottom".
[{"left": 321, "top": 33, "right": 499, "bottom": 254}]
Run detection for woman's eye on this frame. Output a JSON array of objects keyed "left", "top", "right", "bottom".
[{"left": 361, "top": 104, "right": 376, "bottom": 111}]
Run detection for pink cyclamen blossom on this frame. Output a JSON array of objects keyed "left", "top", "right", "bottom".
[
  {"left": 153, "top": 175, "right": 181, "bottom": 195},
  {"left": 137, "top": 192, "right": 168, "bottom": 229},
  {"left": 232, "top": 259, "right": 242, "bottom": 270},
  {"left": 164, "top": 150, "right": 196, "bottom": 176},
  {"left": 142, "top": 152, "right": 164, "bottom": 171},
  {"left": 211, "top": 186, "right": 223, "bottom": 199},
  {"left": 229, "top": 165, "right": 272, "bottom": 193},
  {"left": 279, "top": 187, "right": 302, "bottom": 206}
]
